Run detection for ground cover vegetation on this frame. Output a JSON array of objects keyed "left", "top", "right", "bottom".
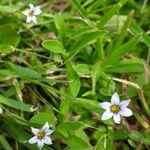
[{"left": 0, "top": 0, "right": 150, "bottom": 149}]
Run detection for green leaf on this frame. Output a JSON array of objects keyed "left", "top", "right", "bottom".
[
  {"left": 4, "top": 62, "right": 42, "bottom": 79},
  {"left": 143, "top": 133, "right": 150, "bottom": 145},
  {"left": 131, "top": 21, "right": 150, "bottom": 47},
  {"left": 0, "top": 135, "right": 13, "bottom": 150},
  {"left": 71, "top": 0, "right": 87, "bottom": 18},
  {"left": 42, "top": 40, "right": 65, "bottom": 54},
  {"left": 104, "top": 60, "right": 144, "bottom": 73},
  {"left": 0, "top": 24, "right": 20, "bottom": 54},
  {"left": 104, "top": 15, "right": 127, "bottom": 32},
  {"left": 30, "top": 112, "right": 57, "bottom": 127},
  {"left": 67, "top": 134, "right": 92, "bottom": 150},
  {"left": 75, "top": 64, "right": 91, "bottom": 74},
  {"left": 141, "top": 32, "right": 150, "bottom": 48},
  {"left": 13, "top": 79, "right": 23, "bottom": 101},
  {"left": 93, "top": 126, "right": 107, "bottom": 140},
  {"left": 115, "top": 10, "right": 134, "bottom": 47},
  {"left": 66, "top": 62, "right": 81, "bottom": 97},
  {"left": 129, "top": 131, "right": 144, "bottom": 142},
  {"left": 129, "top": 131, "right": 150, "bottom": 145},
  {"left": 0, "top": 5, "right": 19, "bottom": 13},
  {"left": 96, "top": 37, "right": 104, "bottom": 59},
  {"left": 97, "top": 3, "right": 122, "bottom": 29},
  {"left": 87, "top": 0, "right": 106, "bottom": 13},
  {"left": 56, "top": 121, "right": 83, "bottom": 138},
  {"left": 91, "top": 61, "right": 103, "bottom": 94},
  {"left": 75, "top": 98, "right": 103, "bottom": 113},
  {"left": 4, "top": 123, "right": 30, "bottom": 143},
  {"left": 57, "top": 121, "right": 83, "bottom": 131},
  {"left": 108, "top": 129, "right": 128, "bottom": 140},
  {"left": 100, "top": 80, "right": 116, "bottom": 96},
  {"left": 59, "top": 95, "right": 72, "bottom": 119},
  {"left": 95, "top": 136, "right": 106, "bottom": 150},
  {"left": 111, "top": 34, "right": 141, "bottom": 60},
  {"left": 68, "top": 27, "right": 94, "bottom": 41},
  {"left": 68, "top": 31, "right": 106, "bottom": 59},
  {"left": 95, "top": 135, "right": 115, "bottom": 150},
  {"left": 0, "top": 69, "right": 15, "bottom": 81},
  {"left": 54, "top": 14, "right": 66, "bottom": 41},
  {"left": 0, "top": 95, "right": 33, "bottom": 112}
]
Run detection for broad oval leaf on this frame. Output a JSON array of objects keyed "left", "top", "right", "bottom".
[
  {"left": 30, "top": 112, "right": 57, "bottom": 127},
  {"left": 111, "top": 34, "right": 141, "bottom": 59},
  {"left": 42, "top": 39, "right": 65, "bottom": 54}
]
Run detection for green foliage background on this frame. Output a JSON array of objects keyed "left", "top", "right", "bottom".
[{"left": 0, "top": 0, "right": 150, "bottom": 149}]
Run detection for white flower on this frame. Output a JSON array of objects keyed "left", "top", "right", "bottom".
[
  {"left": 23, "top": 3, "right": 42, "bottom": 24},
  {"left": 28, "top": 122, "right": 53, "bottom": 149},
  {"left": 99, "top": 92, "right": 133, "bottom": 124}
]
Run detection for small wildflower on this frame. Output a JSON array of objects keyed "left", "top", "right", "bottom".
[
  {"left": 28, "top": 122, "right": 53, "bottom": 149},
  {"left": 99, "top": 92, "right": 133, "bottom": 124},
  {"left": 23, "top": 4, "right": 42, "bottom": 24}
]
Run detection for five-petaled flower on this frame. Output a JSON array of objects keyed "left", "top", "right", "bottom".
[
  {"left": 28, "top": 122, "right": 53, "bottom": 149},
  {"left": 23, "top": 4, "right": 42, "bottom": 24},
  {"left": 99, "top": 92, "right": 133, "bottom": 124}
]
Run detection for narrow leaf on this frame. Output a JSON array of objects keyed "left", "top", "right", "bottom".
[
  {"left": 91, "top": 61, "right": 103, "bottom": 94},
  {"left": 111, "top": 34, "right": 141, "bottom": 59},
  {"left": 0, "top": 95, "right": 33, "bottom": 112},
  {"left": 54, "top": 14, "right": 66, "bottom": 42},
  {"left": 0, "top": 135, "right": 13, "bottom": 150},
  {"left": 115, "top": 10, "right": 134, "bottom": 48},
  {"left": 71, "top": 0, "right": 87, "bottom": 18},
  {"left": 104, "top": 60, "right": 144, "bottom": 73},
  {"left": 75, "top": 98, "right": 103, "bottom": 113},
  {"left": 69, "top": 31, "right": 106, "bottom": 59},
  {"left": 97, "top": 3, "right": 121, "bottom": 29},
  {"left": 66, "top": 62, "right": 81, "bottom": 97}
]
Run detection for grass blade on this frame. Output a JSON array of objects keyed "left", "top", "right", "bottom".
[
  {"left": 111, "top": 34, "right": 141, "bottom": 60},
  {"left": 115, "top": 10, "right": 134, "bottom": 48},
  {"left": 70, "top": 0, "right": 87, "bottom": 18},
  {"left": 97, "top": 3, "right": 121, "bottom": 29},
  {"left": 0, "top": 95, "right": 33, "bottom": 112}
]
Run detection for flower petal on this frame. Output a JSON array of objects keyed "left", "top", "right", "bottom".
[
  {"left": 45, "top": 129, "right": 53, "bottom": 135},
  {"left": 111, "top": 92, "right": 120, "bottom": 104},
  {"left": 101, "top": 111, "right": 113, "bottom": 120},
  {"left": 120, "top": 100, "right": 131, "bottom": 109},
  {"left": 28, "top": 136, "right": 38, "bottom": 144},
  {"left": 33, "top": 6, "right": 42, "bottom": 15},
  {"left": 119, "top": 108, "right": 133, "bottom": 117},
  {"left": 31, "top": 16, "right": 37, "bottom": 24},
  {"left": 26, "top": 16, "right": 32, "bottom": 23},
  {"left": 99, "top": 102, "right": 111, "bottom": 110},
  {"left": 37, "top": 140, "right": 44, "bottom": 150},
  {"left": 42, "top": 122, "right": 49, "bottom": 132},
  {"left": 31, "top": 127, "right": 39, "bottom": 135},
  {"left": 29, "top": 4, "right": 34, "bottom": 10},
  {"left": 22, "top": 10, "right": 29, "bottom": 16},
  {"left": 113, "top": 114, "right": 121, "bottom": 124},
  {"left": 43, "top": 136, "right": 52, "bottom": 145}
]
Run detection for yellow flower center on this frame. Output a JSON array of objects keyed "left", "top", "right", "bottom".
[
  {"left": 37, "top": 131, "right": 45, "bottom": 140},
  {"left": 29, "top": 10, "right": 34, "bottom": 17},
  {"left": 110, "top": 105, "right": 120, "bottom": 113}
]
